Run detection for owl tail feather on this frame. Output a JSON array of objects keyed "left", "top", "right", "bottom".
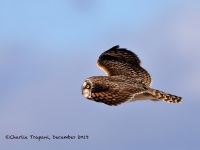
[{"left": 149, "top": 89, "right": 183, "bottom": 103}]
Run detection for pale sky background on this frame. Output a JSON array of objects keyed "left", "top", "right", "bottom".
[{"left": 0, "top": 0, "right": 200, "bottom": 149}]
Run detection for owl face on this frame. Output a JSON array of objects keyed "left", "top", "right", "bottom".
[{"left": 82, "top": 79, "right": 92, "bottom": 99}]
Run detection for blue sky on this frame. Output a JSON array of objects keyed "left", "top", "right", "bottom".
[{"left": 0, "top": 0, "right": 200, "bottom": 150}]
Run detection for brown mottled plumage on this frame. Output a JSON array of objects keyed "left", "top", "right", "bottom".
[{"left": 82, "top": 45, "right": 182, "bottom": 106}]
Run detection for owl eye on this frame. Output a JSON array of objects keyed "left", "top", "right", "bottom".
[{"left": 85, "top": 84, "right": 91, "bottom": 89}]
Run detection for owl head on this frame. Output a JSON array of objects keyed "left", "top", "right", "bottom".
[
  {"left": 81, "top": 77, "right": 110, "bottom": 100},
  {"left": 81, "top": 76, "right": 129, "bottom": 106}
]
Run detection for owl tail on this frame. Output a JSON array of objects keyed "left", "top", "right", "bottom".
[{"left": 149, "top": 89, "right": 183, "bottom": 103}]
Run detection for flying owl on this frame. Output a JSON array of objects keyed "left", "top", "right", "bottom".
[{"left": 82, "top": 45, "right": 182, "bottom": 106}]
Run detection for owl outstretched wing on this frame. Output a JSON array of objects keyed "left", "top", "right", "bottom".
[
  {"left": 91, "top": 88, "right": 145, "bottom": 106},
  {"left": 97, "top": 45, "right": 152, "bottom": 86},
  {"left": 89, "top": 77, "right": 148, "bottom": 106}
]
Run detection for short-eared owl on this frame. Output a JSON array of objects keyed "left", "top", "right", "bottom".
[{"left": 82, "top": 45, "right": 182, "bottom": 106}]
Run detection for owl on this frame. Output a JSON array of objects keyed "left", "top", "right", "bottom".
[{"left": 82, "top": 45, "right": 182, "bottom": 106}]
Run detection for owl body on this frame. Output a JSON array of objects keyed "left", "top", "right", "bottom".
[
  {"left": 82, "top": 45, "right": 182, "bottom": 106},
  {"left": 82, "top": 76, "right": 149, "bottom": 105}
]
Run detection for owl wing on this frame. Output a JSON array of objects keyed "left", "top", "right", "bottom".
[
  {"left": 90, "top": 81, "right": 148, "bottom": 106},
  {"left": 97, "top": 45, "right": 152, "bottom": 86}
]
